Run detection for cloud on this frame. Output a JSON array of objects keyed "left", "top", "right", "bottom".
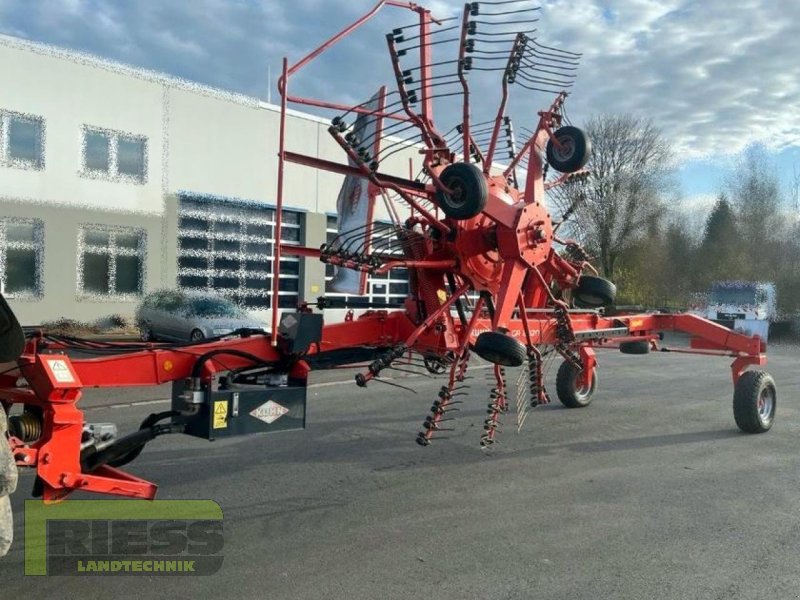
[
  {"left": 681, "top": 192, "right": 718, "bottom": 213},
  {"left": 0, "top": 0, "right": 797, "bottom": 161},
  {"left": 572, "top": 0, "right": 798, "bottom": 157}
]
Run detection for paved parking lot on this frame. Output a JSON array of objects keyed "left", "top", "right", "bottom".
[{"left": 2, "top": 340, "right": 800, "bottom": 599}]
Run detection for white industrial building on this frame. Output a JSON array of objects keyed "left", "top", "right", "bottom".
[{"left": 0, "top": 34, "right": 416, "bottom": 326}]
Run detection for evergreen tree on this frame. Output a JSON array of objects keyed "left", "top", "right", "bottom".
[{"left": 697, "top": 194, "right": 741, "bottom": 285}]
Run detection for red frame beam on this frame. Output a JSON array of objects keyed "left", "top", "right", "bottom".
[{"left": 2, "top": 306, "right": 766, "bottom": 501}]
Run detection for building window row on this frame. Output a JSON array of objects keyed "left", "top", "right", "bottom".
[
  {"left": 0, "top": 218, "right": 146, "bottom": 300},
  {"left": 0, "top": 206, "right": 314, "bottom": 306},
  {"left": 77, "top": 225, "right": 146, "bottom": 298},
  {"left": 81, "top": 126, "right": 147, "bottom": 183},
  {"left": 0, "top": 107, "right": 148, "bottom": 183},
  {"left": 177, "top": 197, "right": 303, "bottom": 309},
  {"left": 325, "top": 216, "right": 409, "bottom": 306}
]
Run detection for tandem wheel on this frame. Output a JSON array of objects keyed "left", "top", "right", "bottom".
[
  {"left": 435, "top": 162, "right": 488, "bottom": 220},
  {"left": 733, "top": 370, "right": 776, "bottom": 433},
  {"left": 545, "top": 126, "right": 591, "bottom": 173},
  {"left": 555, "top": 360, "right": 598, "bottom": 408},
  {"left": 573, "top": 276, "right": 617, "bottom": 308},
  {"left": 619, "top": 340, "right": 651, "bottom": 354},
  {"left": 474, "top": 331, "right": 527, "bottom": 367}
]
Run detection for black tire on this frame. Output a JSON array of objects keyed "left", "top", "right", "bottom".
[
  {"left": 435, "top": 162, "right": 488, "bottom": 220},
  {"left": 0, "top": 292, "right": 24, "bottom": 362},
  {"left": 556, "top": 360, "right": 597, "bottom": 408},
  {"left": 474, "top": 331, "right": 526, "bottom": 367},
  {"left": 574, "top": 275, "right": 616, "bottom": 308},
  {"left": 546, "top": 126, "right": 591, "bottom": 173},
  {"left": 733, "top": 370, "right": 776, "bottom": 433},
  {"left": 619, "top": 340, "right": 651, "bottom": 355},
  {"left": 190, "top": 329, "right": 205, "bottom": 342}
]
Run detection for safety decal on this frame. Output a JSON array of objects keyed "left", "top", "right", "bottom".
[
  {"left": 212, "top": 401, "right": 228, "bottom": 429},
  {"left": 46, "top": 359, "right": 75, "bottom": 383}
]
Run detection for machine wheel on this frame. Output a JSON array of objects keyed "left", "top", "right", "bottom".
[
  {"left": 619, "top": 340, "right": 651, "bottom": 355},
  {"left": 574, "top": 275, "right": 616, "bottom": 308},
  {"left": 556, "top": 360, "right": 597, "bottom": 408},
  {"left": 474, "top": 331, "right": 526, "bottom": 367},
  {"left": 733, "top": 370, "right": 776, "bottom": 433},
  {"left": 190, "top": 329, "right": 205, "bottom": 342},
  {"left": 436, "top": 162, "right": 488, "bottom": 220},
  {"left": 545, "top": 126, "right": 591, "bottom": 173},
  {"left": 0, "top": 403, "right": 17, "bottom": 556}
]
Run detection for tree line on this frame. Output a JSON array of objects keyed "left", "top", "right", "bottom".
[{"left": 549, "top": 114, "right": 800, "bottom": 315}]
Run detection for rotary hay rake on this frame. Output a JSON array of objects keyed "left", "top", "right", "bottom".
[{"left": 0, "top": 0, "right": 776, "bottom": 503}]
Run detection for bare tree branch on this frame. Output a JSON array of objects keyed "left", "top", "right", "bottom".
[{"left": 547, "top": 113, "right": 674, "bottom": 279}]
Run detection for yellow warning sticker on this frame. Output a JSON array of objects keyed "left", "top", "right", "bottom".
[{"left": 213, "top": 400, "right": 228, "bottom": 429}]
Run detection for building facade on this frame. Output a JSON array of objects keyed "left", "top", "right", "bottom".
[{"left": 0, "top": 34, "right": 415, "bottom": 325}]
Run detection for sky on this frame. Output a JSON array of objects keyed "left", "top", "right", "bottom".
[{"left": 1, "top": 0, "right": 798, "bottom": 223}]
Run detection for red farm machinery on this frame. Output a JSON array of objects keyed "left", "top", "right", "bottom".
[{"left": 0, "top": 0, "right": 776, "bottom": 505}]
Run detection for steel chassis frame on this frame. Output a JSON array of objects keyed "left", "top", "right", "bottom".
[{"left": 2, "top": 308, "right": 764, "bottom": 501}]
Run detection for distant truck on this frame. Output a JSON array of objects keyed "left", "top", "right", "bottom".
[{"left": 700, "top": 281, "right": 776, "bottom": 341}]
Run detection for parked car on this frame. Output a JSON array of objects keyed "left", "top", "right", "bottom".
[{"left": 135, "top": 290, "right": 267, "bottom": 342}]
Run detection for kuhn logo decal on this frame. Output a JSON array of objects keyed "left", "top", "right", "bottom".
[{"left": 249, "top": 400, "right": 289, "bottom": 424}]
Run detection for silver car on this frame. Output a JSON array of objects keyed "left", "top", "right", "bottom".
[{"left": 135, "top": 290, "right": 267, "bottom": 342}]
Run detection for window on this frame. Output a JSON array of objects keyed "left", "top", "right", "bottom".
[
  {"left": 177, "top": 197, "right": 303, "bottom": 309},
  {"left": 369, "top": 268, "right": 410, "bottom": 306},
  {"left": 117, "top": 136, "right": 145, "bottom": 178},
  {"left": 84, "top": 130, "right": 110, "bottom": 172},
  {"left": 1, "top": 111, "right": 44, "bottom": 170},
  {"left": 81, "top": 126, "right": 147, "bottom": 183},
  {"left": 0, "top": 218, "right": 43, "bottom": 297},
  {"left": 325, "top": 216, "right": 409, "bottom": 306},
  {"left": 78, "top": 226, "right": 146, "bottom": 297}
]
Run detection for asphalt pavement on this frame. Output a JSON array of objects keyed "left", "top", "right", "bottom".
[{"left": 2, "top": 339, "right": 800, "bottom": 599}]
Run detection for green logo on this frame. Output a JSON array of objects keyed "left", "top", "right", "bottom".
[{"left": 24, "top": 499, "right": 223, "bottom": 576}]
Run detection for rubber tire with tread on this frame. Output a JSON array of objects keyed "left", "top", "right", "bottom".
[
  {"left": 619, "top": 340, "right": 651, "bottom": 355},
  {"left": 474, "top": 331, "right": 527, "bottom": 367},
  {"left": 190, "top": 329, "right": 205, "bottom": 342},
  {"left": 556, "top": 360, "right": 597, "bottom": 408},
  {"left": 436, "top": 162, "right": 488, "bottom": 220},
  {"left": 574, "top": 275, "right": 617, "bottom": 308},
  {"left": 733, "top": 370, "right": 776, "bottom": 433},
  {"left": 546, "top": 126, "right": 591, "bottom": 173}
]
